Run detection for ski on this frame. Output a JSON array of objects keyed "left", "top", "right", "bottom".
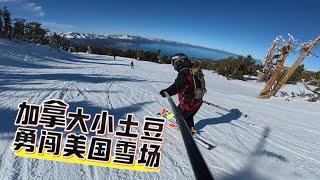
[
  {"left": 193, "top": 134, "right": 216, "bottom": 150},
  {"left": 158, "top": 107, "right": 216, "bottom": 150},
  {"left": 157, "top": 107, "right": 178, "bottom": 128}
]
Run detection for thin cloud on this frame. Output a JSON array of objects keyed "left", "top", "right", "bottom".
[
  {"left": 0, "top": 0, "right": 45, "bottom": 17},
  {"left": 41, "top": 21, "right": 75, "bottom": 32},
  {"left": 0, "top": 0, "right": 17, "bottom": 2},
  {"left": 23, "top": 2, "right": 44, "bottom": 17}
]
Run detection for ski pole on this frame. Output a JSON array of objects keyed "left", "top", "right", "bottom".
[
  {"left": 202, "top": 100, "right": 249, "bottom": 118},
  {"left": 202, "top": 100, "right": 231, "bottom": 112},
  {"left": 164, "top": 92, "right": 215, "bottom": 180}
]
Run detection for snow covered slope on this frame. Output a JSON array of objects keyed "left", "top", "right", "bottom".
[{"left": 0, "top": 39, "right": 319, "bottom": 180}]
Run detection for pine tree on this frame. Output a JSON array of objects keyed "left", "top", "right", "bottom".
[
  {"left": 12, "top": 18, "right": 25, "bottom": 40},
  {"left": 25, "top": 22, "right": 48, "bottom": 44},
  {"left": 48, "top": 32, "right": 69, "bottom": 50},
  {"left": 49, "top": 32, "right": 59, "bottom": 48},
  {"left": 61, "top": 35, "right": 69, "bottom": 50},
  {"left": 287, "top": 65, "right": 305, "bottom": 84},
  {"left": 2, "top": 6, "right": 12, "bottom": 39}
]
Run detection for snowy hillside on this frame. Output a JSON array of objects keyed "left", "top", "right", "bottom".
[{"left": 0, "top": 39, "right": 319, "bottom": 180}]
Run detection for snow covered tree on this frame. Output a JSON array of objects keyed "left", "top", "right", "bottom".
[
  {"left": 12, "top": 18, "right": 25, "bottom": 40},
  {"left": 259, "top": 34, "right": 320, "bottom": 99},
  {"left": 258, "top": 36, "right": 289, "bottom": 82},
  {"left": 1, "top": 6, "right": 12, "bottom": 39},
  {"left": 270, "top": 36, "right": 320, "bottom": 97},
  {"left": 258, "top": 42, "right": 277, "bottom": 82},
  {"left": 259, "top": 43, "right": 292, "bottom": 98}
]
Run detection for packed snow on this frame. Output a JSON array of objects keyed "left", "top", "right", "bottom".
[{"left": 0, "top": 39, "right": 319, "bottom": 180}]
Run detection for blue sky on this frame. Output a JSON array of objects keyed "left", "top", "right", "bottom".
[{"left": 1, "top": 0, "right": 320, "bottom": 71}]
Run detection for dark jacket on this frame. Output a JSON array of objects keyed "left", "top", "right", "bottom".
[{"left": 164, "top": 68, "right": 202, "bottom": 112}]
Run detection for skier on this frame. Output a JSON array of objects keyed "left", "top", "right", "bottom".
[
  {"left": 159, "top": 53, "right": 205, "bottom": 134},
  {"left": 131, "top": 61, "right": 134, "bottom": 69},
  {"left": 113, "top": 55, "right": 116, "bottom": 60}
]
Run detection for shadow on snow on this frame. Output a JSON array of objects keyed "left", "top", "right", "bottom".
[
  {"left": 221, "top": 127, "right": 288, "bottom": 180},
  {"left": 195, "top": 109, "right": 242, "bottom": 130},
  {"left": 0, "top": 72, "right": 146, "bottom": 85}
]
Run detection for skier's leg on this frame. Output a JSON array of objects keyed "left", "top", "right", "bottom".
[
  {"left": 180, "top": 110, "right": 197, "bottom": 133},
  {"left": 185, "top": 108, "right": 201, "bottom": 132},
  {"left": 188, "top": 116, "right": 195, "bottom": 128},
  {"left": 187, "top": 111, "right": 197, "bottom": 133}
]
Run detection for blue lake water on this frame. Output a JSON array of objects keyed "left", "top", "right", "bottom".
[{"left": 113, "top": 42, "right": 238, "bottom": 60}]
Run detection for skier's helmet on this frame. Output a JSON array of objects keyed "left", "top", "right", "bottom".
[{"left": 171, "top": 53, "right": 192, "bottom": 71}]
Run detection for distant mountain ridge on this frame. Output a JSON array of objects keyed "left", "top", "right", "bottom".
[
  {"left": 59, "top": 32, "right": 261, "bottom": 63},
  {"left": 59, "top": 32, "right": 236, "bottom": 52},
  {"left": 60, "top": 32, "right": 217, "bottom": 49}
]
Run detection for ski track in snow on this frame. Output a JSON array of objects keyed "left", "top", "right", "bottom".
[{"left": 0, "top": 39, "right": 319, "bottom": 180}]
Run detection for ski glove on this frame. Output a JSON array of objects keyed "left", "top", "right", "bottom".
[{"left": 159, "top": 90, "right": 166, "bottom": 97}]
